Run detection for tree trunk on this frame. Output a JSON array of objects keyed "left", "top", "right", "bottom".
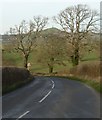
[
  {"left": 48, "top": 57, "right": 54, "bottom": 73},
  {"left": 71, "top": 48, "right": 79, "bottom": 66},
  {"left": 49, "top": 65, "right": 53, "bottom": 73},
  {"left": 24, "top": 55, "right": 28, "bottom": 68},
  {"left": 74, "top": 48, "right": 79, "bottom": 65}
]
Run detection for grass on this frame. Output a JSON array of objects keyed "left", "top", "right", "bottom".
[
  {"left": 70, "top": 61, "right": 100, "bottom": 81},
  {"left": 2, "top": 51, "right": 23, "bottom": 66},
  {"left": 2, "top": 51, "right": 73, "bottom": 73},
  {"left": 3, "top": 50, "right": 99, "bottom": 73},
  {"left": 81, "top": 52, "right": 100, "bottom": 61}
]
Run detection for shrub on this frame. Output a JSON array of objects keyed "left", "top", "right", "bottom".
[{"left": 70, "top": 61, "right": 101, "bottom": 82}]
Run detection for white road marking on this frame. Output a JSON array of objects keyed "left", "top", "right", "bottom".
[
  {"left": 16, "top": 79, "right": 55, "bottom": 119},
  {"left": 17, "top": 111, "right": 30, "bottom": 120},
  {"left": 52, "top": 83, "right": 55, "bottom": 89},
  {"left": 39, "top": 79, "right": 55, "bottom": 103},
  {"left": 51, "top": 80, "right": 54, "bottom": 84},
  {"left": 39, "top": 91, "right": 52, "bottom": 103},
  {"left": 51, "top": 80, "right": 55, "bottom": 89}
]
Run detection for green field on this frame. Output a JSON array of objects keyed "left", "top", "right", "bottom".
[{"left": 2, "top": 50, "right": 99, "bottom": 74}]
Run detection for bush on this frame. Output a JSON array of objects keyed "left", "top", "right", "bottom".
[
  {"left": 70, "top": 61, "right": 100, "bottom": 82},
  {"left": 2, "top": 67, "right": 34, "bottom": 94}
]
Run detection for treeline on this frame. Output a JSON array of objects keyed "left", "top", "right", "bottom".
[{"left": 3, "top": 4, "right": 99, "bottom": 73}]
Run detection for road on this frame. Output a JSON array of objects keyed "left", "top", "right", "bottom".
[{"left": 2, "top": 76, "right": 100, "bottom": 118}]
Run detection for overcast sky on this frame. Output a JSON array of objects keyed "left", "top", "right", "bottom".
[{"left": 0, "top": 0, "right": 101, "bottom": 34}]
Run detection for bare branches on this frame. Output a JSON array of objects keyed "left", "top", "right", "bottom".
[
  {"left": 85, "top": 10, "right": 99, "bottom": 32},
  {"left": 32, "top": 16, "right": 48, "bottom": 32},
  {"left": 54, "top": 4, "right": 99, "bottom": 33},
  {"left": 8, "top": 16, "right": 48, "bottom": 68},
  {"left": 54, "top": 4, "right": 99, "bottom": 65}
]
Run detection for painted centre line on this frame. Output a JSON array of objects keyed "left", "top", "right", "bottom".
[
  {"left": 39, "top": 91, "right": 52, "bottom": 103},
  {"left": 17, "top": 79, "right": 55, "bottom": 119},
  {"left": 52, "top": 82, "right": 55, "bottom": 89},
  {"left": 16, "top": 111, "right": 30, "bottom": 120},
  {"left": 39, "top": 79, "right": 55, "bottom": 103},
  {"left": 51, "top": 80, "right": 54, "bottom": 84}
]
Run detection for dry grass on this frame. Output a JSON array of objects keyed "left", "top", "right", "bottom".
[
  {"left": 36, "top": 61, "right": 101, "bottom": 81},
  {"left": 70, "top": 61, "right": 101, "bottom": 82},
  {"left": 68, "top": 61, "right": 102, "bottom": 92}
]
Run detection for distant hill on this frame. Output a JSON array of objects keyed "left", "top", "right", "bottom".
[
  {"left": 2, "top": 27, "right": 100, "bottom": 45},
  {"left": 2, "top": 28, "right": 64, "bottom": 44},
  {"left": 41, "top": 27, "right": 62, "bottom": 34}
]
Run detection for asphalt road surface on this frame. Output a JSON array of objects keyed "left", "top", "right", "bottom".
[{"left": 2, "top": 76, "right": 100, "bottom": 118}]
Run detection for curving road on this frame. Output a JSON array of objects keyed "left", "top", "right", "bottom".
[{"left": 2, "top": 76, "right": 100, "bottom": 119}]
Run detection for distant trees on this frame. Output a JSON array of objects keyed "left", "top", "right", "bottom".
[
  {"left": 9, "top": 16, "right": 48, "bottom": 68},
  {"left": 37, "top": 33, "right": 66, "bottom": 73},
  {"left": 54, "top": 4, "right": 99, "bottom": 65}
]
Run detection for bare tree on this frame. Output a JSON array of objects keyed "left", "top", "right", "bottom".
[
  {"left": 9, "top": 16, "right": 48, "bottom": 68},
  {"left": 37, "top": 33, "right": 66, "bottom": 73},
  {"left": 54, "top": 4, "right": 99, "bottom": 65}
]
